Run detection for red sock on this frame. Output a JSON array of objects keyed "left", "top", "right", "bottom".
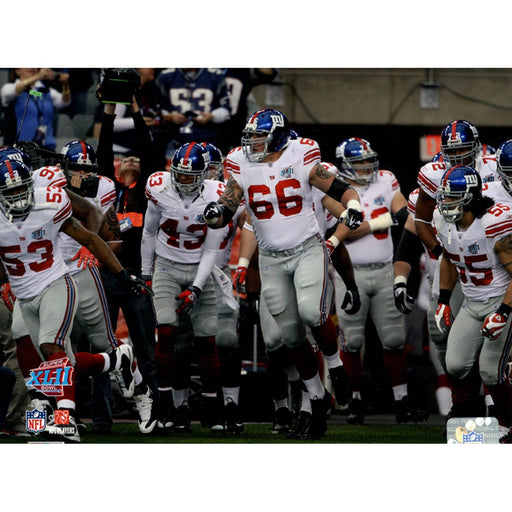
[
  {"left": 195, "top": 336, "right": 219, "bottom": 395},
  {"left": 16, "top": 335, "right": 43, "bottom": 378},
  {"left": 382, "top": 348, "right": 407, "bottom": 387},
  {"left": 340, "top": 349, "right": 362, "bottom": 392},
  {"left": 74, "top": 352, "right": 106, "bottom": 377},
  {"left": 154, "top": 324, "right": 178, "bottom": 389},
  {"left": 310, "top": 316, "right": 338, "bottom": 356}
]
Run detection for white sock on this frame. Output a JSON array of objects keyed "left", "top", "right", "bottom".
[
  {"left": 274, "top": 398, "right": 288, "bottom": 410},
  {"left": 284, "top": 364, "right": 301, "bottom": 382},
  {"left": 392, "top": 384, "right": 408, "bottom": 401},
  {"left": 101, "top": 353, "right": 110, "bottom": 373},
  {"left": 323, "top": 352, "right": 342, "bottom": 369},
  {"left": 172, "top": 388, "right": 189, "bottom": 407},
  {"left": 301, "top": 390, "right": 312, "bottom": 413},
  {"left": 303, "top": 373, "right": 325, "bottom": 400},
  {"left": 352, "top": 391, "right": 362, "bottom": 400},
  {"left": 222, "top": 387, "right": 240, "bottom": 405}
]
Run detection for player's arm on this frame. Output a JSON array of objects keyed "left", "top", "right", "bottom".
[
  {"left": 65, "top": 188, "right": 105, "bottom": 235},
  {"left": 61, "top": 216, "right": 124, "bottom": 274},
  {"left": 494, "top": 234, "right": 512, "bottom": 309},
  {"left": 414, "top": 188, "right": 443, "bottom": 258},
  {"left": 101, "top": 205, "right": 122, "bottom": 255},
  {"left": 204, "top": 175, "right": 244, "bottom": 228}
]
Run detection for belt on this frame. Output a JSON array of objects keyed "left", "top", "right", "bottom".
[
  {"left": 260, "top": 234, "right": 321, "bottom": 258},
  {"left": 353, "top": 262, "right": 387, "bottom": 270}
]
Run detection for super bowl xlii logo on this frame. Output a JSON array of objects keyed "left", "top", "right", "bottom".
[{"left": 26, "top": 357, "right": 73, "bottom": 397}]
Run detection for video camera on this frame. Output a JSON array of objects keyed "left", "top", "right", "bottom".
[{"left": 97, "top": 68, "right": 141, "bottom": 105}]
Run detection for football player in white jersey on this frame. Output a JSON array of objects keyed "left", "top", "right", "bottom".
[
  {"left": 433, "top": 166, "right": 512, "bottom": 441},
  {"left": 203, "top": 109, "right": 363, "bottom": 439},
  {"left": 0, "top": 159, "right": 148, "bottom": 441},
  {"left": 333, "top": 137, "right": 428, "bottom": 425},
  {"left": 141, "top": 142, "right": 231, "bottom": 434},
  {"left": 415, "top": 120, "right": 501, "bottom": 418}
]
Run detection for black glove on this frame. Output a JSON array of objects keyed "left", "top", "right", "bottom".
[
  {"left": 341, "top": 281, "right": 361, "bottom": 315},
  {"left": 116, "top": 270, "right": 154, "bottom": 297},
  {"left": 176, "top": 286, "right": 201, "bottom": 314},
  {"left": 203, "top": 202, "right": 223, "bottom": 227},
  {"left": 345, "top": 208, "right": 364, "bottom": 230},
  {"left": 393, "top": 282, "right": 414, "bottom": 314}
]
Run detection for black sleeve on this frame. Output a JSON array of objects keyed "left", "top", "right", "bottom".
[
  {"left": 325, "top": 178, "right": 351, "bottom": 202},
  {"left": 132, "top": 110, "right": 155, "bottom": 202},
  {"left": 96, "top": 112, "right": 116, "bottom": 181},
  {"left": 394, "top": 228, "right": 425, "bottom": 267}
]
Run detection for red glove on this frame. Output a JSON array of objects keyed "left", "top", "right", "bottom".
[
  {"left": 1, "top": 282, "right": 15, "bottom": 312},
  {"left": 233, "top": 266, "right": 248, "bottom": 296},
  {"left": 176, "top": 286, "right": 201, "bottom": 314},
  {"left": 140, "top": 275, "right": 153, "bottom": 295},
  {"left": 481, "top": 305, "right": 511, "bottom": 339},
  {"left": 434, "top": 303, "right": 453, "bottom": 334},
  {"left": 71, "top": 246, "right": 99, "bottom": 270}
]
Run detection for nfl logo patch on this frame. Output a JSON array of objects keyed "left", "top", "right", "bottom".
[{"left": 26, "top": 408, "right": 47, "bottom": 434}]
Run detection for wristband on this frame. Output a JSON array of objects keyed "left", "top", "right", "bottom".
[
  {"left": 238, "top": 257, "right": 250, "bottom": 269},
  {"left": 327, "top": 235, "right": 340, "bottom": 250},
  {"left": 496, "top": 303, "right": 512, "bottom": 318},
  {"left": 438, "top": 289, "right": 452, "bottom": 305},
  {"left": 394, "top": 275, "right": 407, "bottom": 286}
]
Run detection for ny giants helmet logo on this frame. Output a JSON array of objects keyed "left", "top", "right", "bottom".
[{"left": 270, "top": 114, "right": 285, "bottom": 127}]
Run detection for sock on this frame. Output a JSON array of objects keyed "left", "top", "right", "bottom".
[
  {"left": 172, "top": 388, "right": 189, "bottom": 407},
  {"left": 340, "top": 350, "right": 362, "bottom": 392},
  {"left": 47, "top": 351, "right": 75, "bottom": 410},
  {"left": 74, "top": 352, "right": 108, "bottom": 377},
  {"left": 323, "top": 351, "right": 343, "bottom": 370},
  {"left": 195, "top": 336, "right": 220, "bottom": 395},
  {"left": 302, "top": 374, "right": 325, "bottom": 400},
  {"left": 289, "top": 340, "right": 318, "bottom": 381},
  {"left": 310, "top": 316, "right": 339, "bottom": 356},
  {"left": 274, "top": 398, "right": 288, "bottom": 410},
  {"left": 382, "top": 348, "right": 407, "bottom": 387},
  {"left": 352, "top": 391, "right": 362, "bottom": 400},
  {"left": 16, "top": 335, "right": 43, "bottom": 378},
  {"left": 300, "top": 390, "right": 312, "bottom": 413},
  {"left": 392, "top": 383, "right": 408, "bottom": 401},
  {"left": 154, "top": 324, "right": 178, "bottom": 389},
  {"left": 222, "top": 386, "right": 240, "bottom": 406}
]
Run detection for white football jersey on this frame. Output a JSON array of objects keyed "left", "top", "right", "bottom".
[
  {"left": 344, "top": 170, "right": 400, "bottom": 265},
  {"left": 32, "top": 166, "right": 117, "bottom": 275},
  {"left": 225, "top": 138, "right": 322, "bottom": 252},
  {"left": 433, "top": 203, "right": 512, "bottom": 301},
  {"left": 0, "top": 186, "right": 72, "bottom": 299},
  {"left": 417, "top": 153, "right": 499, "bottom": 200},
  {"left": 143, "top": 172, "right": 229, "bottom": 266}
]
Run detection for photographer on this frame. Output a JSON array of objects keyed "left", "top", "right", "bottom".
[
  {"left": 96, "top": 71, "right": 159, "bottom": 397},
  {"left": 0, "top": 68, "right": 70, "bottom": 150}
]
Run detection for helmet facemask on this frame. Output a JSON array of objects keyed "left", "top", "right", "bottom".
[
  {"left": 441, "top": 141, "right": 480, "bottom": 168},
  {"left": 0, "top": 179, "right": 34, "bottom": 221},
  {"left": 241, "top": 130, "right": 273, "bottom": 162},
  {"left": 171, "top": 164, "right": 206, "bottom": 197}
]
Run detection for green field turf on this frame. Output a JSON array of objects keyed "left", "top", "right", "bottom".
[{"left": 1, "top": 419, "right": 446, "bottom": 444}]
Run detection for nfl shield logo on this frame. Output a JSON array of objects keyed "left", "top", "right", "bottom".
[{"left": 26, "top": 408, "right": 47, "bottom": 434}]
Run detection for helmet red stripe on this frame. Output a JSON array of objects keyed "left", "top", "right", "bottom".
[
  {"left": 4, "top": 160, "right": 15, "bottom": 179},
  {"left": 183, "top": 142, "right": 196, "bottom": 165},
  {"left": 451, "top": 121, "right": 458, "bottom": 140}
]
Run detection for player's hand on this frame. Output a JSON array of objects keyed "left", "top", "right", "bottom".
[
  {"left": 393, "top": 282, "right": 415, "bottom": 314},
  {"left": 140, "top": 275, "right": 153, "bottom": 295},
  {"left": 1, "top": 282, "right": 15, "bottom": 312},
  {"left": 325, "top": 235, "right": 340, "bottom": 256},
  {"left": 481, "top": 311, "right": 510, "bottom": 340},
  {"left": 176, "top": 286, "right": 201, "bottom": 314},
  {"left": 203, "top": 202, "right": 223, "bottom": 227},
  {"left": 116, "top": 270, "right": 154, "bottom": 297},
  {"left": 71, "top": 246, "right": 99, "bottom": 270},
  {"left": 343, "top": 200, "right": 363, "bottom": 230},
  {"left": 434, "top": 303, "right": 453, "bottom": 334},
  {"left": 341, "top": 284, "right": 361, "bottom": 315},
  {"left": 233, "top": 266, "right": 248, "bottom": 296}
]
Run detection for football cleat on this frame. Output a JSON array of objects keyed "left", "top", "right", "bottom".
[
  {"left": 328, "top": 365, "right": 352, "bottom": 406},
  {"left": 157, "top": 389, "right": 175, "bottom": 431},
  {"left": 272, "top": 407, "right": 293, "bottom": 434},
  {"left": 395, "top": 396, "right": 430, "bottom": 424},
  {"left": 109, "top": 344, "right": 135, "bottom": 399},
  {"left": 310, "top": 390, "right": 333, "bottom": 440},
  {"left": 287, "top": 411, "right": 313, "bottom": 440},
  {"left": 224, "top": 399, "right": 244, "bottom": 435},
  {"left": 201, "top": 396, "right": 224, "bottom": 433},
  {"left": 346, "top": 398, "right": 365, "bottom": 425},
  {"left": 173, "top": 403, "right": 192, "bottom": 433},
  {"left": 134, "top": 385, "right": 158, "bottom": 434}
]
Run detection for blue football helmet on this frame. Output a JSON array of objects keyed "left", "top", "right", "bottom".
[
  {"left": 200, "top": 142, "right": 224, "bottom": 180},
  {"left": 241, "top": 109, "right": 290, "bottom": 162},
  {"left": 431, "top": 151, "right": 444, "bottom": 163},
  {"left": 440, "top": 120, "right": 480, "bottom": 167},
  {"left": 437, "top": 165, "right": 482, "bottom": 222},
  {"left": 60, "top": 139, "right": 99, "bottom": 196},
  {"left": 0, "top": 145, "right": 32, "bottom": 170},
  {"left": 171, "top": 142, "right": 210, "bottom": 196},
  {"left": 496, "top": 140, "right": 512, "bottom": 195},
  {"left": 481, "top": 143, "right": 496, "bottom": 156},
  {"left": 0, "top": 160, "right": 35, "bottom": 221},
  {"left": 335, "top": 137, "right": 379, "bottom": 186}
]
